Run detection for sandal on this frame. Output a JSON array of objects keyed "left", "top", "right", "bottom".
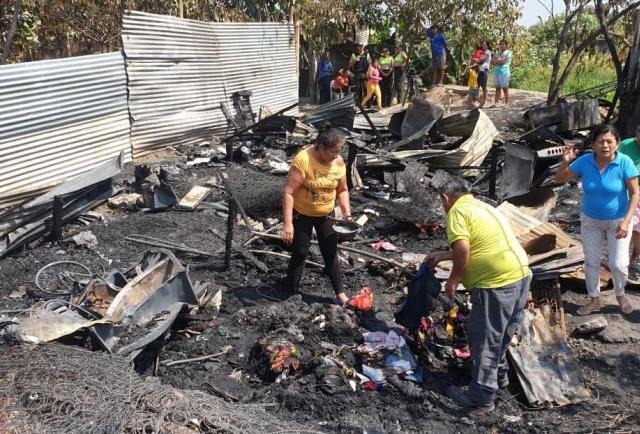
[
  {"left": 617, "top": 296, "right": 634, "bottom": 315},
  {"left": 577, "top": 299, "right": 602, "bottom": 316}
]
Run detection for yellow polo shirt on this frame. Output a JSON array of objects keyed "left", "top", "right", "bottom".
[
  {"left": 446, "top": 195, "right": 530, "bottom": 289},
  {"left": 291, "top": 147, "right": 346, "bottom": 217}
]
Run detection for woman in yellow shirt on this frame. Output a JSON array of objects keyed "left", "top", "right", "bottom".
[{"left": 281, "top": 128, "right": 352, "bottom": 302}]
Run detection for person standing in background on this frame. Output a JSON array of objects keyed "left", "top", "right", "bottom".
[
  {"left": 349, "top": 44, "right": 371, "bottom": 102},
  {"left": 317, "top": 52, "right": 334, "bottom": 105},
  {"left": 478, "top": 41, "right": 492, "bottom": 107},
  {"left": 619, "top": 126, "right": 640, "bottom": 264},
  {"left": 426, "top": 25, "right": 448, "bottom": 86},
  {"left": 492, "top": 40, "right": 513, "bottom": 106},
  {"left": 467, "top": 64, "right": 480, "bottom": 107},
  {"left": 393, "top": 44, "right": 409, "bottom": 104},
  {"left": 379, "top": 47, "right": 394, "bottom": 107},
  {"left": 361, "top": 59, "right": 383, "bottom": 110}
]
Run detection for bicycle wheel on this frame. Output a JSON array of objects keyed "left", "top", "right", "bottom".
[{"left": 35, "top": 261, "right": 93, "bottom": 296}]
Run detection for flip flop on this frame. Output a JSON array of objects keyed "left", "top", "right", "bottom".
[
  {"left": 577, "top": 302, "right": 602, "bottom": 316},
  {"left": 617, "top": 296, "right": 634, "bottom": 315}
]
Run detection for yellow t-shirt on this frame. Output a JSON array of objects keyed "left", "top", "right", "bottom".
[
  {"left": 291, "top": 147, "right": 346, "bottom": 217},
  {"left": 468, "top": 69, "right": 478, "bottom": 89},
  {"left": 446, "top": 195, "right": 530, "bottom": 289}
]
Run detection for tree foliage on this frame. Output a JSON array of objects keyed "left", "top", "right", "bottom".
[{"left": 545, "top": 0, "right": 640, "bottom": 105}]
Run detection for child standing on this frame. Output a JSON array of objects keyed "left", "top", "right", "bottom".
[
  {"left": 361, "top": 59, "right": 383, "bottom": 110},
  {"left": 468, "top": 65, "right": 480, "bottom": 107}
]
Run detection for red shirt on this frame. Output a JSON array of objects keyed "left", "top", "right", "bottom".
[
  {"left": 472, "top": 48, "right": 485, "bottom": 63},
  {"left": 333, "top": 75, "right": 349, "bottom": 90}
]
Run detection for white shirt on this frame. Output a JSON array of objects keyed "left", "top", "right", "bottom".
[{"left": 481, "top": 50, "right": 492, "bottom": 71}]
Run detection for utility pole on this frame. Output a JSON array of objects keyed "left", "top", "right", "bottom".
[{"left": 179, "top": 0, "right": 184, "bottom": 18}]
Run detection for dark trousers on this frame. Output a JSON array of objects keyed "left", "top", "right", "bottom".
[
  {"left": 380, "top": 72, "right": 393, "bottom": 107},
  {"left": 468, "top": 274, "right": 532, "bottom": 403},
  {"left": 393, "top": 67, "right": 405, "bottom": 104},
  {"left": 319, "top": 76, "right": 332, "bottom": 104},
  {"left": 286, "top": 213, "right": 345, "bottom": 296},
  {"left": 354, "top": 74, "right": 367, "bottom": 102}
]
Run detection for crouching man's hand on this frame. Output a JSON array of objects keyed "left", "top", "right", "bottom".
[
  {"left": 444, "top": 279, "right": 458, "bottom": 302},
  {"left": 423, "top": 250, "right": 449, "bottom": 268}
]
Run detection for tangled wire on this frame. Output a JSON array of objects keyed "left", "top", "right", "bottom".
[{"left": 0, "top": 344, "right": 322, "bottom": 434}]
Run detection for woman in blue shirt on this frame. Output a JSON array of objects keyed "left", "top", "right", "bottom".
[{"left": 556, "top": 124, "right": 639, "bottom": 316}]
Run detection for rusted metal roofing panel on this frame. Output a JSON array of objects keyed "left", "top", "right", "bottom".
[
  {"left": 0, "top": 52, "right": 132, "bottom": 209},
  {"left": 497, "top": 202, "right": 580, "bottom": 250},
  {"left": 122, "top": 11, "right": 298, "bottom": 158}
]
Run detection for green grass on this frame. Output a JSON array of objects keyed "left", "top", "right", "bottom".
[{"left": 509, "top": 61, "right": 617, "bottom": 98}]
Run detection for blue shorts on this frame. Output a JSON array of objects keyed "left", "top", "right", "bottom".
[
  {"left": 494, "top": 73, "right": 510, "bottom": 88},
  {"left": 432, "top": 53, "right": 446, "bottom": 70}
]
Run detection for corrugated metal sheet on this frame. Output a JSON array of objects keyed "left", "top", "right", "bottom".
[
  {"left": 0, "top": 52, "right": 132, "bottom": 208},
  {"left": 426, "top": 110, "right": 499, "bottom": 175},
  {"left": 497, "top": 202, "right": 580, "bottom": 250},
  {"left": 122, "top": 10, "right": 297, "bottom": 158}
]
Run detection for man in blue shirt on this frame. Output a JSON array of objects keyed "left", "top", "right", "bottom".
[
  {"left": 426, "top": 25, "right": 448, "bottom": 86},
  {"left": 317, "top": 51, "right": 334, "bottom": 104}
]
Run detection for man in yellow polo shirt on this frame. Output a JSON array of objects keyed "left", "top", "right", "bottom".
[
  {"left": 379, "top": 47, "right": 394, "bottom": 107},
  {"left": 425, "top": 177, "right": 531, "bottom": 412}
]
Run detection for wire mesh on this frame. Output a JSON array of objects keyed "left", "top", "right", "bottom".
[{"left": 0, "top": 344, "right": 322, "bottom": 434}]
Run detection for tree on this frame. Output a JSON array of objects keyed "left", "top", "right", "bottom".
[
  {"left": 547, "top": 0, "right": 640, "bottom": 105},
  {"left": 1, "top": 0, "right": 22, "bottom": 64},
  {"left": 617, "top": 10, "right": 640, "bottom": 138},
  {"left": 383, "top": 0, "right": 522, "bottom": 81}
]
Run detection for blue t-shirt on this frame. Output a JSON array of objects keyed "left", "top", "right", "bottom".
[
  {"left": 318, "top": 60, "right": 334, "bottom": 78},
  {"left": 427, "top": 30, "right": 447, "bottom": 56},
  {"left": 570, "top": 152, "right": 639, "bottom": 220},
  {"left": 494, "top": 50, "right": 512, "bottom": 76}
]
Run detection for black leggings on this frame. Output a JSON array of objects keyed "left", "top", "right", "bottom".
[{"left": 286, "top": 213, "right": 345, "bottom": 295}]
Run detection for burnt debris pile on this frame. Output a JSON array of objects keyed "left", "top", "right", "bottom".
[{"left": 1, "top": 90, "right": 638, "bottom": 433}]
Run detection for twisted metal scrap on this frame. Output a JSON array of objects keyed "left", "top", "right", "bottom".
[{"left": 0, "top": 344, "right": 321, "bottom": 434}]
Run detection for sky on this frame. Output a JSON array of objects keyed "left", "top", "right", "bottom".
[{"left": 520, "top": 0, "right": 560, "bottom": 27}]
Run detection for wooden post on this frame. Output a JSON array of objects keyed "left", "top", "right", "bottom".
[
  {"left": 552, "top": 279, "right": 566, "bottom": 338},
  {"left": 221, "top": 172, "right": 251, "bottom": 228},
  {"left": 50, "top": 196, "right": 64, "bottom": 241},
  {"left": 294, "top": 13, "right": 301, "bottom": 78},
  {"left": 488, "top": 144, "right": 499, "bottom": 199},
  {"left": 224, "top": 199, "right": 236, "bottom": 270}
]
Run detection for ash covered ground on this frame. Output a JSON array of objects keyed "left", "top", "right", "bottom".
[{"left": 1, "top": 156, "right": 640, "bottom": 434}]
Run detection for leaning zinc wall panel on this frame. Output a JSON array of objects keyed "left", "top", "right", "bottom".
[
  {"left": 213, "top": 22, "right": 297, "bottom": 115},
  {"left": 0, "top": 52, "right": 132, "bottom": 208},
  {"left": 122, "top": 11, "right": 298, "bottom": 158}
]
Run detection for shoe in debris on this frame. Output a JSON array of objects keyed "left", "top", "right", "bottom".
[{"left": 447, "top": 385, "right": 495, "bottom": 412}]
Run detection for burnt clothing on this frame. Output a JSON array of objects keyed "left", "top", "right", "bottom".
[
  {"left": 286, "top": 213, "right": 345, "bottom": 296},
  {"left": 394, "top": 264, "right": 441, "bottom": 330}
]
